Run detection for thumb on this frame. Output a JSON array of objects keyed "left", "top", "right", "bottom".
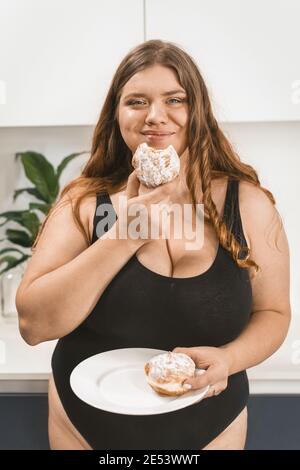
[
  {"left": 183, "top": 368, "right": 208, "bottom": 391},
  {"left": 125, "top": 170, "right": 140, "bottom": 200}
]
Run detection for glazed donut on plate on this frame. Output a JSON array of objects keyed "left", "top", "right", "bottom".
[
  {"left": 132, "top": 143, "right": 180, "bottom": 188},
  {"left": 144, "top": 351, "right": 196, "bottom": 397}
]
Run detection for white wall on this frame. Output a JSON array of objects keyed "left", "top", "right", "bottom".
[
  {"left": 2, "top": 0, "right": 300, "bottom": 125},
  {"left": 146, "top": 0, "right": 300, "bottom": 122},
  {"left": 222, "top": 122, "right": 300, "bottom": 390},
  {"left": 0, "top": 0, "right": 143, "bottom": 126}
]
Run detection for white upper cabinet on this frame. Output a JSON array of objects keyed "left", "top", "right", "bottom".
[
  {"left": 0, "top": 0, "right": 143, "bottom": 126},
  {"left": 146, "top": 0, "right": 300, "bottom": 122}
]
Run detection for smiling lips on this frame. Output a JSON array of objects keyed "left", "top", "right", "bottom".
[
  {"left": 142, "top": 132, "right": 175, "bottom": 141},
  {"left": 142, "top": 131, "right": 175, "bottom": 136}
]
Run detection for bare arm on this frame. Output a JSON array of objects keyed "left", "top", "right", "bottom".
[
  {"left": 172, "top": 182, "right": 292, "bottom": 394},
  {"left": 16, "top": 171, "right": 176, "bottom": 345},
  {"left": 16, "top": 194, "right": 143, "bottom": 345},
  {"left": 221, "top": 181, "right": 291, "bottom": 374}
]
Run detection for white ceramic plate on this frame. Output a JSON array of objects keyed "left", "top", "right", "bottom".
[{"left": 70, "top": 348, "right": 209, "bottom": 415}]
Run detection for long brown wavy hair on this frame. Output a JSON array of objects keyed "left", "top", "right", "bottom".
[{"left": 32, "top": 39, "right": 282, "bottom": 275}]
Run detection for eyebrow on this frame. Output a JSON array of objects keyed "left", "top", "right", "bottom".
[{"left": 123, "top": 89, "right": 187, "bottom": 99}]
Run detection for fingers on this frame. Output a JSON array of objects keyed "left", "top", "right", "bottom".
[
  {"left": 202, "top": 380, "right": 228, "bottom": 398},
  {"left": 172, "top": 346, "right": 213, "bottom": 389},
  {"left": 183, "top": 367, "right": 228, "bottom": 396},
  {"left": 141, "top": 189, "right": 171, "bottom": 207},
  {"left": 172, "top": 346, "right": 202, "bottom": 366},
  {"left": 184, "top": 369, "right": 211, "bottom": 390},
  {"left": 125, "top": 170, "right": 140, "bottom": 200},
  {"left": 143, "top": 176, "right": 179, "bottom": 202},
  {"left": 203, "top": 385, "right": 219, "bottom": 398},
  {"left": 159, "top": 176, "right": 179, "bottom": 198},
  {"left": 171, "top": 346, "right": 230, "bottom": 397},
  {"left": 126, "top": 173, "right": 179, "bottom": 206}
]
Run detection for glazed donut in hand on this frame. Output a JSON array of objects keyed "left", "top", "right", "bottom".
[
  {"left": 132, "top": 143, "right": 180, "bottom": 188},
  {"left": 144, "top": 351, "right": 196, "bottom": 396}
]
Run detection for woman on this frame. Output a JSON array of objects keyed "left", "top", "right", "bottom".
[{"left": 16, "top": 39, "right": 291, "bottom": 450}]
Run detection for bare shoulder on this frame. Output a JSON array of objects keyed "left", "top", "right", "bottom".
[
  {"left": 238, "top": 181, "right": 290, "bottom": 317},
  {"left": 20, "top": 186, "right": 96, "bottom": 290},
  {"left": 211, "top": 177, "right": 282, "bottom": 251},
  {"left": 81, "top": 192, "right": 98, "bottom": 242},
  {"left": 48, "top": 186, "right": 97, "bottom": 246},
  {"left": 238, "top": 180, "right": 275, "bottom": 211},
  {"left": 238, "top": 180, "right": 283, "bottom": 249}
]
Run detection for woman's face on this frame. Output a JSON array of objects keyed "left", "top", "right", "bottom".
[{"left": 117, "top": 65, "right": 189, "bottom": 157}]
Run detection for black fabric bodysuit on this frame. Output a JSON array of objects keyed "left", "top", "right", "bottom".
[{"left": 51, "top": 178, "right": 253, "bottom": 450}]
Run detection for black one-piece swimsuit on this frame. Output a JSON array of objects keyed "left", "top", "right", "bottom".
[{"left": 51, "top": 178, "right": 252, "bottom": 449}]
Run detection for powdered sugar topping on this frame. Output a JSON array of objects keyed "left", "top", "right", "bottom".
[
  {"left": 147, "top": 351, "right": 195, "bottom": 381},
  {"left": 132, "top": 143, "right": 180, "bottom": 188}
]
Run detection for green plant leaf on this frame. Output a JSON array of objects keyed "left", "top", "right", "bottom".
[
  {"left": 56, "top": 151, "right": 89, "bottom": 181},
  {"left": 15, "top": 151, "right": 59, "bottom": 203},
  {"left": 13, "top": 187, "right": 49, "bottom": 203},
  {"left": 21, "top": 211, "right": 40, "bottom": 238},
  {"left": 29, "top": 202, "right": 51, "bottom": 215},
  {"left": 6, "top": 229, "right": 33, "bottom": 247},
  {"left": 0, "top": 254, "right": 30, "bottom": 275},
  {"left": 0, "top": 210, "right": 40, "bottom": 238},
  {"left": 0, "top": 247, "right": 26, "bottom": 256},
  {"left": 0, "top": 211, "right": 25, "bottom": 227}
]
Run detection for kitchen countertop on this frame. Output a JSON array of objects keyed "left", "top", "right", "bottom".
[
  {"left": 0, "top": 318, "right": 299, "bottom": 394},
  {"left": 0, "top": 319, "right": 56, "bottom": 392}
]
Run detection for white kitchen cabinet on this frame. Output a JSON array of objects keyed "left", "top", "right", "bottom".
[
  {"left": 0, "top": 0, "right": 143, "bottom": 126},
  {"left": 146, "top": 0, "right": 300, "bottom": 122}
]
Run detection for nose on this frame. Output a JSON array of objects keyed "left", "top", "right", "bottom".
[{"left": 145, "top": 103, "right": 168, "bottom": 125}]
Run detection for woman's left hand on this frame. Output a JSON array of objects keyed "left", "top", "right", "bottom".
[{"left": 172, "top": 345, "right": 232, "bottom": 398}]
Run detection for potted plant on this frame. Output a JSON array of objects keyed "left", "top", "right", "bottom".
[{"left": 0, "top": 150, "right": 88, "bottom": 318}]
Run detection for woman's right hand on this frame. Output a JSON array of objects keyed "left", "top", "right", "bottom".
[{"left": 118, "top": 170, "right": 178, "bottom": 246}]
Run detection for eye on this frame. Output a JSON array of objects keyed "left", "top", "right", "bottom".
[
  {"left": 127, "top": 99, "right": 146, "bottom": 105},
  {"left": 168, "top": 98, "right": 183, "bottom": 104},
  {"left": 127, "top": 98, "right": 184, "bottom": 106}
]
